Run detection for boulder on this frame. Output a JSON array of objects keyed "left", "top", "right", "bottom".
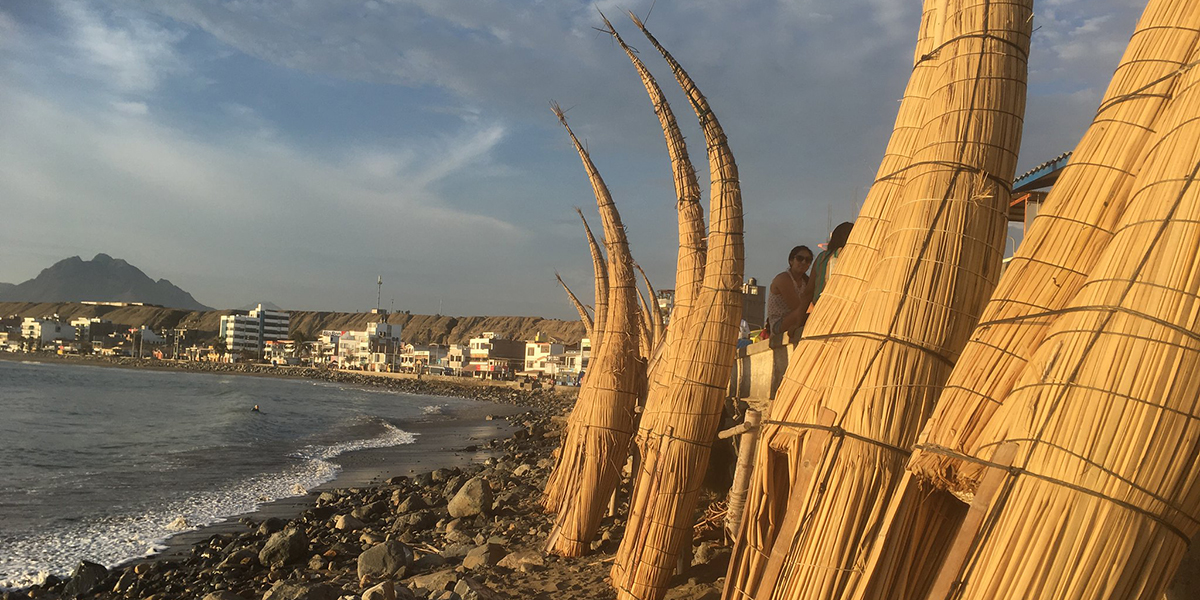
[
  {"left": 261, "top": 581, "right": 337, "bottom": 600},
  {"left": 461, "top": 544, "right": 505, "bottom": 570},
  {"left": 257, "top": 517, "right": 287, "bottom": 535},
  {"left": 63, "top": 560, "right": 107, "bottom": 598},
  {"left": 447, "top": 478, "right": 492, "bottom": 519},
  {"left": 497, "top": 550, "right": 543, "bottom": 572},
  {"left": 357, "top": 540, "right": 413, "bottom": 582},
  {"left": 334, "top": 514, "right": 365, "bottom": 531},
  {"left": 406, "top": 569, "right": 457, "bottom": 593},
  {"left": 362, "top": 581, "right": 395, "bottom": 600},
  {"left": 259, "top": 529, "right": 308, "bottom": 568}
]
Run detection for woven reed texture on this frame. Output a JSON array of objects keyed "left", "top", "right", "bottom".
[
  {"left": 724, "top": 1, "right": 1032, "bottom": 599},
  {"left": 579, "top": 206, "right": 610, "bottom": 353},
  {"left": 556, "top": 272, "right": 595, "bottom": 342},
  {"left": 542, "top": 105, "right": 643, "bottom": 557},
  {"left": 602, "top": 13, "right": 707, "bottom": 429},
  {"left": 841, "top": 6, "right": 1200, "bottom": 599},
  {"left": 609, "top": 15, "right": 745, "bottom": 600},
  {"left": 603, "top": 15, "right": 705, "bottom": 344},
  {"left": 724, "top": 0, "right": 946, "bottom": 595},
  {"left": 909, "top": 0, "right": 1200, "bottom": 497},
  {"left": 934, "top": 52, "right": 1200, "bottom": 600}
]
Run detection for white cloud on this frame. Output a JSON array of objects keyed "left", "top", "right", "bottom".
[{"left": 56, "top": 0, "right": 186, "bottom": 94}]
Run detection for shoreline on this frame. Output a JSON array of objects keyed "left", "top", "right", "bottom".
[
  {"left": 1, "top": 354, "right": 730, "bottom": 600},
  {"left": 143, "top": 400, "right": 524, "bottom": 567}
]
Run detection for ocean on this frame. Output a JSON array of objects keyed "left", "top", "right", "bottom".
[{"left": 0, "top": 359, "right": 475, "bottom": 588}]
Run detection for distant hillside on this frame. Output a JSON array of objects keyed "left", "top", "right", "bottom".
[
  {"left": 0, "top": 302, "right": 587, "bottom": 346},
  {"left": 0, "top": 254, "right": 211, "bottom": 311}
]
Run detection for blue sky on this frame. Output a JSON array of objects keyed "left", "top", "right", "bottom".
[{"left": 0, "top": 0, "right": 1145, "bottom": 317}]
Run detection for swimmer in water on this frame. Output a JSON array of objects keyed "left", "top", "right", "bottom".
[{"left": 252, "top": 404, "right": 260, "bottom": 412}]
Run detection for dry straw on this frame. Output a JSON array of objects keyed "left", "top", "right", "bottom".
[
  {"left": 909, "top": 0, "right": 1200, "bottom": 498},
  {"left": 725, "top": 0, "right": 946, "bottom": 594},
  {"left": 929, "top": 45, "right": 1200, "bottom": 600},
  {"left": 608, "top": 13, "right": 745, "bottom": 600},
  {"left": 555, "top": 271, "right": 594, "bottom": 342},
  {"left": 725, "top": 1, "right": 1032, "bottom": 599},
  {"left": 541, "top": 104, "right": 643, "bottom": 557},
  {"left": 599, "top": 12, "right": 707, "bottom": 415},
  {"left": 848, "top": 3, "right": 1200, "bottom": 599}
]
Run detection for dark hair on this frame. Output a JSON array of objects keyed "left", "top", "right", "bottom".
[
  {"left": 828, "top": 222, "right": 854, "bottom": 254},
  {"left": 788, "top": 245, "right": 813, "bottom": 263}
]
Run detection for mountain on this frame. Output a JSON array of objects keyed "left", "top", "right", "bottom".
[{"left": 0, "top": 254, "right": 212, "bottom": 311}]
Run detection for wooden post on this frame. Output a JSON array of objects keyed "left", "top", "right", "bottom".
[
  {"left": 926, "top": 442, "right": 1019, "bottom": 600},
  {"left": 725, "top": 408, "right": 763, "bottom": 540},
  {"left": 755, "top": 407, "right": 838, "bottom": 599}
]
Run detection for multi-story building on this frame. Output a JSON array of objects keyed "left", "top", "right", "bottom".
[
  {"left": 336, "top": 322, "right": 402, "bottom": 371},
  {"left": 467, "top": 332, "right": 525, "bottom": 379},
  {"left": 399, "top": 343, "right": 447, "bottom": 374},
  {"left": 219, "top": 304, "right": 290, "bottom": 357},
  {"left": 524, "top": 333, "right": 566, "bottom": 374},
  {"left": 742, "top": 277, "right": 766, "bottom": 330},
  {"left": 21, "top": 317, "right": 75, "bottom": 349},
  {"left": 445, "top": 344, "right": 470, "bottom": 376},
  {"left": 71, "top": 317, "right": 118, "bottom": 349}
]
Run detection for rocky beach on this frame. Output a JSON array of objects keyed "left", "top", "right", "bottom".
[{"left": 0, "top": 356, "right": 729, "bottom": 600}]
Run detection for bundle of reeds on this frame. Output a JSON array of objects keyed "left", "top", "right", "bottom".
[
  {"left": 608, "top": 14, "right": 745, "bottom": 600},
  {"left": 909, "top": 0, "right": 1200, "bottom": 497},
  {"left": 846, "top": 4, "right": 1200, "bottom": 599},
  {"left": 541, "top": 104, "right": 643, "bottom": 557},
  {"left": 926, "top": 49, "right": 1200, "bottom": 600},
  {"left": 725, "top": 0, "right": 947, "bottom": 595},
  {"left": 724, "top": 1, "right": 1033, "bottom": 598},
  {"left": 599, "top": 12, "right": 707, "bottom": 403}
]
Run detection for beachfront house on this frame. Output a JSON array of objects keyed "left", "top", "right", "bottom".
[
  {"left": 523, "top": 333, "right": 566, "bottom": 375},
  {"left": 336, "top": 321, "right": 402, "bottom": 371},
  {"left": 467, "top": 332, "right": 524, "bottom": 380},
  {"left": 398, "top": 343, "right": 446, "bottom": 374},
  {"left": 21, "top": 317, "right": 76, "bottom": 350}
]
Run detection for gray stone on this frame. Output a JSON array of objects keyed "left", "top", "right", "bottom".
[
  {"left": 261, "top": 581, "right": 337, "bottom": 600},
  {"left": 352, "top": 501, "right": 389, "bottom": 522},
  {"left": 396, "top": 494, "right": 426, "bottom": 513},
  {"left": 219, "top": 548, "right": 257, "bottom": 568},
  {"left": 357, "top": 540, "right": 413, "bottom": 582},
  {"left": 407, "top": 569, "right": 457, "bottom": 593},
  {"left": 202, "top": 592, "right": 247, "bottom": 600},
  {"left": 497, "top": 550, "right": 543, "bottom": 572},
  {"left": 259, "top": 528, "right": 308, "bottom": 568},
  {"left": 461, "top": 544, "right": 505, "bottom": 570},
  {"left": 447, "top": 478, "right": 492, "bottom": 519},
  {"left": 63, "top": 560, "right": 107, "bottom": 598},
  {"left": 334, "top": 514, "right": 364, "bottom": 531},
  {"left": 362, "top": 581, "right": 396, "bottom": 600},
  {"left": 257, "top": 517, "right": 287, "bottom": 535},
  {"left": 511, "top": 464, "right": 532, "bottom": 477}
]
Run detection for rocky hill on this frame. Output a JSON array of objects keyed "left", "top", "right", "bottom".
[
  {"left": 0, "top": 254, "right": 211, "bottom": 311},
  {"left": 0, "top": 302, "right": 587, "bottom": 346}
]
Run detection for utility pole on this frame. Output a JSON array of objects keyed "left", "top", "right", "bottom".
[{"left": 377, "top": 276, "right": 383, "bottom": 312}]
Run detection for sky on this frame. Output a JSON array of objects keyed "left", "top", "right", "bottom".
[{"left": 0, "top": 0, "right": 1145, "bottom": 317}]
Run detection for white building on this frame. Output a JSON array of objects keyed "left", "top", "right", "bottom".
[
  {"left": 336, "top": 322, "right": 402, "bottom": 371},
  {"left": 219, "top": 304, "right": 290, "bottom": 357},
  {"left": 21, "top": 317, "right": 75, "bottom": 347},
  {"left": 524, "top": 336, "right": 566, "bottom": 373},
  {"left": 399, "top": 343, "right": 446, "bottom": 374}
]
